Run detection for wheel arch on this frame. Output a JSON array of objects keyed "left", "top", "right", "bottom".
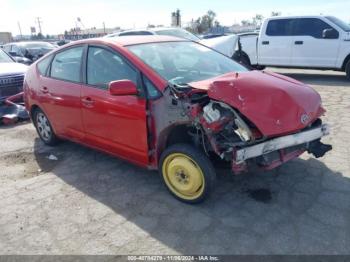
[
  {"left": 30, "top": 104, "right": 41, "bottom": 121},
  {"left": 29, "top": 104, "right": 59, "bottom": 135},
  {"left": 342, "top": 53, "right": 350, "bottom": 71},
  {"left": 156, "top": 123, "right": 197, "bottom": 162}
]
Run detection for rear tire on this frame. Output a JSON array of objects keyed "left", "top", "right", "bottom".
[
  {"left": 33, "top": 108, "right": 60, "bottom": 146},
  {"left": 346, "top": 60, "right": 350, "bottom": 80},
  {"left": 159, "top": 144, "right": 216, "bottom": 204}
]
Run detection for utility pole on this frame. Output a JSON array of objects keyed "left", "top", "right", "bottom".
[
  {"left": 103, "top": 22, "right": 106, "bottom": 34},
  {"left": 36, "top": 17, "right": 43, "bottom": 34},
  {"left": 17, "top": 21, "right": 23, "bottom": 40}
]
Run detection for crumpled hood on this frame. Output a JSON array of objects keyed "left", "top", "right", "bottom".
[
  {"left": 0, "top": 63, "right": 28, "bottom": 77},
  {"left": 200, "top": 35, "right": 238, "bottom": 58},
  {"left": 189, "top": 70, "right": 324, "bottom": 137}
]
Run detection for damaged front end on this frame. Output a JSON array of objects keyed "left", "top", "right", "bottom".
[{"left": 156, "top": 71, "right": 332, "bottom": 174}]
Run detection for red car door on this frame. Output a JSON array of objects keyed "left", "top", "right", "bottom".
[
  {"left": 40, "top": 46, "right": 85, "bottom": 140},
  {"left": 81, "top": 46, "right": 149, "bottom": 166}
]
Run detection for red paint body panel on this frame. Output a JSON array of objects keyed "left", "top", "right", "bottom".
[
  {"left": 39, "top": 77, "right": 85, "bottom": 139},
  {"left": 80, "top": 84, "right": 149, "bottom": 166},
  {"left": 189, "top": 70, "right": 323, "bottom": 137}
]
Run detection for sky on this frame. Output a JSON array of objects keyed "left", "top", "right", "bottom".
[{"left": 1, "top": 0, "right": 350, "bottom": 36}]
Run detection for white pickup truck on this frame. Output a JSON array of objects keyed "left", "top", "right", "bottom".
[{"left": 238, "top": 16, "right": 350, "bottom": 79}]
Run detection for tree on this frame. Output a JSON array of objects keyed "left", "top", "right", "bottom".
[
  {"left": 191, "top": 10, "right": 219, "bottom": 34},
  {"left": 241, "top": 20, "right": 253, "bottom": 26},
  {"left": 271, "top": 11, "right": 281, "bottom": 17},
  {"left": 252, "top": 14, "right": 264, "bottom": 27},
  {"left": 206, "top": 10, "right": 217, "bottom": 28}
]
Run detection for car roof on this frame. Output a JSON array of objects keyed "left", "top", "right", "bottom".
[
  {"left": 117, "top": 27, "right": 186, "bottom": 33},
  {"left": 95, "top": 35, "right": 188, "bottom": 46},
  {"left": 5, "top": 41, "right": 53, "bottom": 46},
  {"left": 266, "top": 15, "right": 328, "bottom": 20}
]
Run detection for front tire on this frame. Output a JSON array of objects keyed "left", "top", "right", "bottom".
[
  {"left": 33, "top": 108, "right": 59, "bottom": 146},
  {"left": 159, "top": 144, "right": 216, "bottom": 204},
  {"left": 346, "top": 60, "right": 350, "bottom": 80}
]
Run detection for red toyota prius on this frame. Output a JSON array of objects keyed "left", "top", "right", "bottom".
[{"left": 24, "top": 36, "right": 331, "bottom": 203}]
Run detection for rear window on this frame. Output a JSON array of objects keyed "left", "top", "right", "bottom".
[{"left": 266, "top": 19, "right": 293, "bottom": 36}]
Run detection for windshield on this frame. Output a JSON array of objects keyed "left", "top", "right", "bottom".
[
  {"left": 23, "top": 42, "right": 55, "bottom": 49},
  {"left": 0, "top": 49, "right": 14, "bottom": 63},
  {"left": 326, "top": 16, "right": 350, "bottom": 32},
  {"left": 127, "top": 41, "right": 247, "bottom": 84},
  {"left": 156, "top": 29, "right": 201, "bottom": 42}
]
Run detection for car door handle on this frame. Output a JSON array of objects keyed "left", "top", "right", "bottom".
[
  {"left": 40, "top": 86, "right": 49, "bottom": 94},
  {"left": 295, "top": 41, "right": 303, "bottom": 45},
  {"left": 81, "top": 97, "right": 94, "bottom": 107},
  {"left": 262, "top": 41, "right": 269, "bottom": 45}
]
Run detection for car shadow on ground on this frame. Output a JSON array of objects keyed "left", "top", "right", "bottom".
[
  {"left": 33, "top": 138, "right": 350, "bottom": 254},
  {"left": 276, "top": 72, "right": 349, "bottom": 87}
]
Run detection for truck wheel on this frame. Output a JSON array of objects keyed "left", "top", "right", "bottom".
[
  {"left": 33, "top": 108, "right": 60, "bottom": 146},
  {"left": 346, "top": 60, "right": 350, "bottom": 80},
  {"left": 159, "top": 144, "right": 216, "bottom": 204}
]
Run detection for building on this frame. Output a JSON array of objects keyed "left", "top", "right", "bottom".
[
  {"left": 59, "top": 27, "right": 116, "bottom": 40},
  {"left": 0, "top": 32, "right": 12, "bottom": 44},
  {"left": 171, "top": 9, "right": 181, "bottom": 27}
]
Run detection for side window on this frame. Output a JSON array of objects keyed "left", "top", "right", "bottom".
[
  {"left": 143, "top": 76, "right": 160, "bottom": 98},
  {"left": 50, "top": 46, "right": 83, "bottom": 82},
  {"left": 294, "top": 18, "right": 338, "bottom": 39},
  {"left": 37, "top": 55, "right": 52, "bottom": 76},
  {"left": 87, "top": 47, "right": 138, "bottom": 89},
  {"left": 266, "top": 19, "right": 293, "bottom": 36}
]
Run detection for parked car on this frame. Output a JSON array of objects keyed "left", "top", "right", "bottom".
[
  {"left": 104, "top": 27, "right": 239, "bottom": 58},
  {"left": 0, "top": 48, "right": 27, "bottom": 101},
  {"left": 24, "top": 36, "right": 332, "bottom": 203},
  {"left": 2, "top": 41, "right": 56, "bottom": 65},
  {"left": 239, "top": 16, "right": 350, "bottom": 79},
  {"left": 201, "top": 33, "right": 227, "bottom": 39},
  {"left": 56, "top": 40, "right": 71, "bottom": 46}
]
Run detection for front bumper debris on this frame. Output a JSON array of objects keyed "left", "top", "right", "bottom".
[
  {"left": 0, "top": 92, "right": 29, "bottom": 125},
  {"left": 234, "top": 124, "right": 330, "bottom": 163}
]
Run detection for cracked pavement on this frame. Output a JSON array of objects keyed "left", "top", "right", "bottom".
[{"left": 0, "top": 68, "right": 349, "bottom": 254}]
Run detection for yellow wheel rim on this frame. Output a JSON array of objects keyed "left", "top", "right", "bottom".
[{"left": 162, "top": 153, "right": 205, "bottom": 200}]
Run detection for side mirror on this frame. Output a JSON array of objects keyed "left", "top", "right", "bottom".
[
  {"left": 322, "top": 28, "right": 338, "bottom": 39},
  {"left": 109, "top": 80, "right": 138, "bottom": 96}
]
